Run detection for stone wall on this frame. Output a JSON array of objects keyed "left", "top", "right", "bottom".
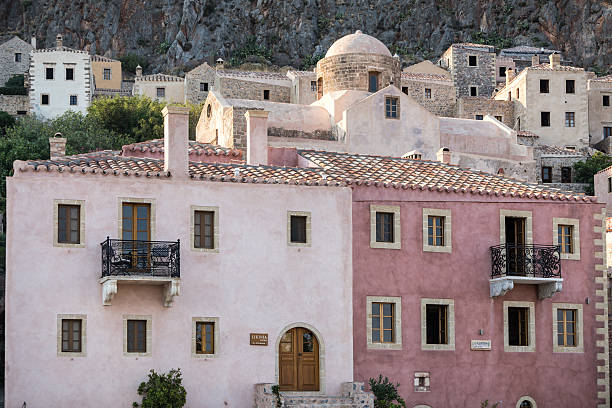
[
  {"left": 268, "top": 126, "right": 335, "bottom": 141},
  {"left": 455, "top": 97, "right": 515, "bottom": 128},
  {"left": 0, "top": 95, "right": 28, "bottom": 116},
  {"left": 0, "top": 38, "right": 33, "bottom": 87},
  {"left": 450, "top": 46, "right": 496, "bottom": 97},
  {"left": 254, "top": 382, "right": 374, "bottom": 408},
  {"left": 217, "top": 76, "right": 290, "bottom": 102},
  {"left": 400, "top": 76, "right": 455, "bottom": 117},
  {"left": 538, "top": 153, "right": 587, "bottom": 184},
  {"left": 185, "top": 63, "right": 216, "bottom": 104},
  {"left": 316, "top": 53, "right": 401, "bottom": 95}
]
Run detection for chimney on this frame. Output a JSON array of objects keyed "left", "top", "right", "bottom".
[
  {"left": 216, "top": 58, "right": 225, "bottom": 70},
  {"left": 531, "top": 54, "right": 539, "bottom": 66},
  {"left": 245, "top": 110, "right": 269, "bottom": 166},
  {"left": 135, "top": 64, "right": 143, "bottom": 78},
  {"left": 162, "top": 106, "right": 190, "bottom": 178},
  {"left": 31, "top": 36, "right": 36, "bottom": 49},
  {"left": 49, "top": 133, "right": 66, "bottom": 160},
  {"left": 506, "top": 68, "right": 515, "bottom": 86},
  {"left": 56, "top": 34, "right": 63, "bottom": 49},
  {"left": 437, "top": 147, "right": 451, "bottom": 164},
  {"left": 549, "top": 52, "right": 560, "bottom": 69}
]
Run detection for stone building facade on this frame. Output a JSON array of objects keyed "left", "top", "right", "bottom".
[
  {"left": 215, "top": 70, "right": 291, "bottom": 102},
  {"left": 0, "top": 95, "right": 28, "bottom": 116},
  {"left": 184, "top": 62, "right": 216, "bottom": 104},
  {"left": 455, "top": 97, "right": 515, "bottom": 128},
  {"left": 133, "top": 72, "right": 185, "bottom": 104},
  {"left": 588, "top": 75, "right": 612, "bottom": 147},
  {"left": 400, "top": 72, "right": 455, "bottom": 117},
  {"left": 500, "top": 46, "right": 565, "bottom": 73},
  {"left": 438, "top": 43, "right": 497, "bottom": 98},
  {"left": 0, "top": 36, "right": 34, "bottom": 86}
]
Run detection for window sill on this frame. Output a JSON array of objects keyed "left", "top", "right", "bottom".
[
  {"left": 421, "top": 344, "right": 455, "bottom": 351},
  {"left": 423, "top": 245, "right": 452, "bottom": 253},
  {"left": 366, "top": 342, "right": 402, "bottom": 350},
  {"left": 504, "top": 345, "right": 535, "bottom": 353},
  {"left": 370, "top": 241, "right": 401, "bottom": 250}
]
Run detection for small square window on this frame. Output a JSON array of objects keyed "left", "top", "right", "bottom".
[
  {"left": 385, "top": 97, "right": 398, "bottom": 119},
  {"left": 290, "top": 215, "right": 307, "bottom": 243},
  {"left": 541, "top": 111, "right": 551, "bottom": 127},
  {"left": 370, "top": 205, "right": 400, "bottom": 249},
  {"left": 553, "top": 304, "right": 583, "bottom": 353},
  {"left": 126, "top": 319, "right": 147, "bottom": 353},
  {"left": 156, "top": 87, "right": 165, "bottom": 98},
  {"left": 541, "top": 166, "right": 552, "bottom": 183},
  {"left": 366, "top": 296, "right": 402, "bottom": 350},
  {"left": 475, "top": 114, "right": 484, "bottom": 120},
  {"left": 565, "top": 112, "right": 575, "bottom": 127},
  {"left": 604, "top": 95, "right": 610, "bottom": 107},
  {"left": 605, "top": 127, "right": 612, "bottom": 139},
  {"left": 371, "top": 302, "right": 395, "bottom": 343},
  {"left": 561, "top": 167, "right": 571, "bottom": 183},
  {"left": 508, "top": 307, "right": 529, "bottom": 346},
  {"left": 263, "top": 89, "right": 270, "bottom": 100},
  {"left": 103, "top": 68, "right": 111, "bottom": 80},
  {"left": 540, "top": 79, "right": 549, "bottom": 93},
  {"left": 41, "top": 94, "right": 49, "bottom": 105},
  {"left": 470, "top": 86, "right": 478, "bottom": 97},
  {"left": 565, "top": 79, "right": 575, "bottom": 94},
  {"left": 69, "top": 95, "right": 77, "bottom": 106},
  {"left": 61, "top": 319, "right": 82, "bottom": 352},
  {"left": 58, "top": 204, "right": 80, "bottom": 244},
  {"left": 499, "top": 66, "right": 506, "bottom": 77},
  {"left": 195, "top": 321, "right": 215, "bottom": 354},
  {"left": 200, "top": 82, "right": 209, "bottom": 92},
  {"left": 424, "top": 88, "right": 431, "bottom": 99},
  {"left": 421, "top": 298, "right": 455, "bottom": 350},
  {"left": 376, "top": 212, "right": 394, "bottom": 243},
  {"left": 468, "top": 55, "right": 477, "bottom": 66},
  {"left": 194, "top": 210, "right": 215, "bottom": 249},
  {"left": 65, "top": 67, "right": 74, "bottom": 81},
  {"left": 401, "top": 86, "right": 408, "bottom": 95},
  {"left": 427, "top": 216, "right": 445, "bottom": 246},
  {"left": 310, "top": 81, "right": 317, "bottom": 92},
  {"left": 14, "top": 53, "right": 21, "bottom": 63},
  {"left": 425, "top": 304, "right": 448, "bottom": 345},
  {"left": 46, "top": 67, "right": 54, "bottom": 80},
  {"left": 558, "top": 224, "right": 574, "bottom": 253},
  {"left": 495, "top": 115, "right": 503, "bottom": 122}
]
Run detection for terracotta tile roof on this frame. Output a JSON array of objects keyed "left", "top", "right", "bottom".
[
  {"left": 452, "top": 43, "right": 495, "bottom": 52},
  {"left": 287, "top": 70, "right": 316, "bottom": 77},
  {"left": 33, "top": 46, "right": 88, "bottom": 54},
  {"left": 401, "top": 72, "right": 452, "bottom": 82},
  {"left": 298, "top": 150, "right": 593, "bottom": 201},
  {"left": 526, "top": 63, "right": 584, "bottom": 72},
  {"left": 216, "top": 69, "right": 290, "bottom": 81},
  {"left": 91, "top": 55, "right": 119, "bottom": 62},
  {"left": 591, "top": 74, "right": 612, "bottom": 82},
  {"left": 501, "top": 46, "right": 559, "bottom": 54},
  {"left": 122, "top": 139, "right": 242, "bottom": 158},
  {"left": 517, "top": 131, "right": 539, "bottom": 138},
  {"left": 535, "top": 145, "right": 586, "bottom": 156},
  {"left": 136, "top": 73, "right": 183, "bottom": 82}
]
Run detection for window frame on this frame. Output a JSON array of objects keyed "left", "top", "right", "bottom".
[
  {"left": 552, "top": 303, "right": 583, "bottom": 353},
  {"left": 503, "top": 301, "right": 535, "bottom": 352},
  {"left": 57, "top": 314, "right": 87, "bottom": 357},
  {"left": 475, "top": 114, "right": 484, "bottom": 120},
  {"left": 41, "top": 93, "right": 50, "bottom": 105},
  {"left": 54, "top": 199, "right": 86, "bottom": 248},
  {"left": 65, "top": 67, "right": 74, "bottom": 81},
  {"left": 194, "top": 210, "right": 215, "bottom": 250},
  {"left": 565, "top": 79, "right": 575, "bottom": 94},
  {"left": 192, "top": 317, "right": 219, "bottom": 358},
  {"left": 539, "top": 79, "right": 549, "bottom": 93},
  {"left": 541, "top": 111, "right": 551, "bottom": 127},
  {"left": 368, "top": 71, "right": 380, "bottom": 92},
  {"left": 156, "top": 87, "right": 166, "bottom": 98},
  {"left": 14, "top": 52, "right": 21, "bottom": 62},
  {"left": 200, "top": 82, "right": 209, "bottom": 92},
  {"left": 69, "top": 95, "right": 78, "bottom": 106},
  {"left": 384, "top": 96, "right": 399, "bottom": 119},
  {"left": 371, "top": 302, "right": 395, "bottom": 344},
  {"left": 190, "top": 205, "right": 219, "bottom": 253},
  {"left": 470, "top": 86, "right": 478, "bottom": 97},
  {"left": 370, "top": 205, "right": 401, "bottom": 249},
  {"left": 287, "top": 210, "right": 311, "bottom": 247},
  {"left": 499, "top": 66, "right": 506, "bottom": 77},
  {"left": 422, "top": 208, "right": 452, "bottom": 253},
  {"left": 123, "top": 315, "right": 152, "bottom": 357},
  {"left": 366, "top": 296, "right": 402, "bottom": 350},
  {"left": 421, "top": 298, "right": 455, "bottom": 351},
  {"left": 561, "top": 166, "right": 571, "bottom": 183},
  {"left": 424, "top": 88, "right": 432, "bottom": 99},
  {"left": 45, "top": 66, "right": 54, "bottom": 80},
  {"left": 604, "top": 95, "right": 610, "bottom": 107},
  {"left": 565, "top": 111, "right": 575, "bottom": 127},
  {"left": 541, "top": 166, "right": 552, "bottom": 183},
  {"left": 468, "top": 55, "right": 478, "bottom": 67},
  {"left": 103, "top": 68, "right": 111, "bottom": 80},
  {"left": 552, "top": 217, "right": 580, "bottom": 260},
  {"left": 263, "top": 89, "right": 270, "bottom": 100},
  {"left": 605, "top": 126, "right": 612, "bottom": 139}
]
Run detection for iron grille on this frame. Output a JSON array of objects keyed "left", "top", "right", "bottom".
[
  {"left": 101, "top": 237, "right": 180, "bottom": 278},
  {"left": 490, "top": 244, "right": 561, "bottom": 278}
]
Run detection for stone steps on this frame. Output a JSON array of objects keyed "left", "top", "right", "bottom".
[{"left": 254, "top": 382, "right": 374, "bottom": 408}]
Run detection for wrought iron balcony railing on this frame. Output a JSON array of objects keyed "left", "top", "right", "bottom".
[
  {"left": 490, "top": 244, "right": 561, "bottom": 279},
  {"left": 101, "top": 238, "right": 180, "bottom": 278}
]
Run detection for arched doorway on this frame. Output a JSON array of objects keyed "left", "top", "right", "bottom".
[
  {"left": 317, "top": 77, "right": 323, "bottom": 100},
  {"left": 278, "top": 327, "right": 319, "bottom": 391}
]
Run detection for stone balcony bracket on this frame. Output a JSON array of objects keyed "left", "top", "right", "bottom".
[
  {"left": 489, "top": 276, "right": 563, "bottom": 300},
  {"left": 99, "top": 276, "right": 181, "bottom": 307}
]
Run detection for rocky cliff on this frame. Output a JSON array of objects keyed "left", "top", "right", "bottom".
[{"left": 1, "top": 0, "right": 610, "bottom": 74}]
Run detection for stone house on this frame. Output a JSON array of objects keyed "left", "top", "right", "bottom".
[
  {"left": 500, "top": 46, "right": 566, "bottom": 73},
  {"left": 494, "top": 54, "right": 590, "bottom": 149},
  {"left": 184, "top": 62, "right": 216, "bottom": 104},
  {"left": 495, "top": 55, "right": 515, "bottom": 84},
  {"left": 404, "top": 60, "right": 450, "bottom": 77},
  {"left": 400, "top": 72, "right": 455, "bottom": 117},
  {"left": 132, "top": 68, "right": 185, "bottom": 104},
  {"left": 588, "top": 75, "right": 612, "bottom": 151},
  {"left": 454, "top": 97, "right": 515, "bottom": 128},
  {"left": 90, "top": 55, "right": 122, "bottom": 91},
  {"left": 287, "top": 70, "right": 318, "bottom": 105},
  {"left": 0, "top": 95, "right": 28, "bottom": 116},
  {"left": 214, "top": 69, "right": 291, "bottom": 102},
  {"left": 438, "top": 43, "right": 497, "bottom": 98},
  {"left": 29, "top": 35, "right": 92, "bottom": 119},
  {"left": 0, "top": 36, "right": 34, "bottom": 86}
]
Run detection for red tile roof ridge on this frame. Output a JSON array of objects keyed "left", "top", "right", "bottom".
[{"left": 122, "top": 139, "right": 242, "bottom": 157}]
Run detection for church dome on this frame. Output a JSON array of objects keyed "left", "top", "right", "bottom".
[{"left": 325, "top": 30, "right": 392, "bottom": 58}]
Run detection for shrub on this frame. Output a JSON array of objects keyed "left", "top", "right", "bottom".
[
  {"left": 133, "top": 368, "right": 186, "bottom": 408},
  {"left": 369, "top": 375, "right": 406, "bottom": 408},
  {"left": 119, "top": 53, "right": 150, "bottom": 74},
  {"left": 0, "top": 111, "right": 15, "bottom": 135},
  {"left": 573, "top": 151, "right": 612, "bottom": 195},
  {"left": 5, "top": 75, "right": 24, "bottom": 88},
  {"left": 158, "top": 41, "right": 171, "bottom": 54},
  {"left": 0, "top": 87, "right": 27, "bottom": 95}
]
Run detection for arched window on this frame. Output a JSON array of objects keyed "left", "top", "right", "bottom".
[
  {"left": 206, "top": 104, "right": 212, "bottom": 118},
  {"left": 516, "top": 396, "right": 537, "bottom": 408}
]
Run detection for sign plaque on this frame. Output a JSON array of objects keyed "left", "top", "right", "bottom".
[
  {"left": 250, "top": 333, "right": 268, "bottom": 346},
  {"left": 471, "top": 340, "right": 491, "bottom": 350}
]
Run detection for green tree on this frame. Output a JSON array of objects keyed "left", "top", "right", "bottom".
[
  {"left": 0, "top": 111, "right": 15, "bottom": 135},
  {"left": 118, "top": 54, "right": 150, "bottom": 74},
  {"left": 369, "top": 375, "right": 406, "bottom": 408},
  {"left": 133, "top": 368, "right": 186, "bottom": 408},
  {"left": 50, "top": 111, "right": 129, "bottom": 154},
  {"left": 573, "top": 151, "right": 612, "bottom": 195}
]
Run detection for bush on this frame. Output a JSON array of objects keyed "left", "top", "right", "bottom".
[
  {"left": 5, "top": 75, "right": 24, "bottom": 88},
  {"left": 119, "top": 53, "right": 150, "bottom": 74},
  {"left": 573, "top": 151, "right": 612, "bottom": 195},
  {"left": 0, "top": 111, "right": 15, "bottom": 135},
  {"left": 0, "top": 87, "right": 27, "bottom": 95},
  {"left": 369, "top": 375, "right": 406, "bottom": 408},
  {"left": 158, "top": 41, "right": 171, "bottom": 54},
  {"left": 133, "top": 368, "right": 186, "bottom": 408}
]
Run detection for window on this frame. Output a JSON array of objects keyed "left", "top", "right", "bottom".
[
  {"left": 368, "top": 71, "right": 380, "bottom": 92},
  {"left": 541, "top": 111, "right": 550, "bottom": 127},
  {"left": 46, "top": 67, "right": 54, "bottom": 80},
  {"left": 287, "top": 211, "right": 311, "bottom": 246},
  {"left": 540, "top": 79, "right": 549, "bottom": 93},
  {"left": 370, "top": 205, "right": 401, "bottom": 249},
  {"left": 103, "top": 68, "right": 111, "bottom": 80},
  {"left": 424, "top": 88, "right": 431, "bottom": 99},
  {"left": 156, "top": 87, "right": 165, "bottom": 98},
  {"left": 541, "top": 166, "right": 552, "bottom": 183},
  {"left": 194, "top": 210, "right": 214, "bottom": 249},
  {"left": 565, "top": 79, "right": 575, "bottom": 93},
  {"left": 366, "top": 296, "right": 402, "bottom": 349},
  {"left": 475, "top": 114, "right": 484, "bottom": 120},
  {"left": 553, "top": 218, "right": 580, "bottom": 260},
  {"left": 14, "top": 53, "right": 21, "bottom": 62},
  {"left": 495, "top": 115, "right": 503, "bottom": 122},
  {"left": 427, "top": 216, "right": 445, "bottom": 246},
  {"left": 263, "top": 89, "right": 270, "bottom": 100},
  {"left": 69, "top": 95, "right": 77, "bottom": 106},
  {"left": 565, "top": 112, "right": 575, "bottom": 127},
  {"left": 371, "top": 302, "right": 394, "bottom": 343},
  {"left": 423, "top": 209, "right": 451, "bottom": 253},
  {"left": 609, "top": 177, "right": 612, "bottom": 193},
  {"left": 126, "top": 320, "right": 147, "bottom": 353},
  {"left": 200, "top": 82, "right": 209, "bottom": 92},
  {"left": 468, "top": 55, "right": 477, "bottom": 66},
  {"left": 561, "top": 167, "right": 571, "bottom": 183},
  {"left": 553, "top": 304, "right": 583, "bottom": 353},
  {"left": 385, "top": 97, "right": 398, "bottom": 118},
  {"left": 401, "top": 86, "right": 408, "bottom": 94},
  {"left": 558, "top": 225, "right": 573, "bottom": 253},
  {"left": 310, "top": 81, "right": 317, "bottom": 92},
  {"left": 604, "top": 95, "right": 610, "bottom": 106},
  {"left": 41, "top": 94, "right": 49, "bottom": 105},
  {"left": 421, "top": 299, "right": 455, "bottom": 350},
  {"left": 504, "top": 301, "right": 535, "bottom": 352},
  {"left": 414, "top": 372, "right": 430, "bottom": 392},
  {"left": 516, "top": 88, "right": 520, "bottom": 99},
  {"left": 195, "top": 321, "right": 215, "bottom": 354},
  {"left": 17, "top": 110, "right": 26, "bottom": 115},
  {"left": 499, "top": 66, "right": 506, "bottom": 77},
  {"left": 605, "top": 127, "right": 612, "bottom": 139},
  {"left": 61, "top": 319, "right": 82, "bottom": 352},
  {"left": 206, "top": 104, "right": 212, "bottom": 118},
  {"left": 65, "top": 67, "right": 74, "bottom": 81},
  {"left": 517, "top": 397, "right": 536, "bottom": 408},
  {"left": 58, "top": 204, "right": 80, "bottom": 244},
  {"left": 470, "top": 86, "right": 478, "bottom": 96}
]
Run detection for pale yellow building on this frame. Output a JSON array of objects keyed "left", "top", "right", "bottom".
[
  {"left": 91, "top": 55, "right": 122, "bottom": 90},
  {"left": 133, "top": 70, "right": 185, "bottom": 104},
  {"left": 494, "top": 53, "right": 590, "bottom": 148}
]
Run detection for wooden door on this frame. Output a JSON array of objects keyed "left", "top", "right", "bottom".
[
  {"left": 278, "top": 328, "right": 319, "bottom": 391},
  {"left": 122, "top": 203, "right": 151, "bottom": 269},
  {"left": 505, "top": 217, "right": 526, "bottom": 275}
]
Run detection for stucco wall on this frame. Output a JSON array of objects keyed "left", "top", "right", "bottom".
[
  {"left": 588, "top": 78, "right": 612, "bottom": 144},
  {"left": 91, "top": 59, "right": 122, "bottom": 90},
  {"left": 133, "top": 79, "right": 185, "bottom": 104},
  {"left": 5, "top": 174, "right": 354, "bottom": 407},
  {"left": 351, "top": 186, "right": 602, "bottom": 407},
  {"left": 289, "top": 72, "right": 317, "bottom": 105}
]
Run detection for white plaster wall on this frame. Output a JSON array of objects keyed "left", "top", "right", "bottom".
[
  {"left": 29, "top": 50, "right": 91, "bottom": 119},
  {"left": 588, "top": 80, "right": 612, "bottom": 144},
  {"left": 5, "top": 174, "right": 354, "bottom": 408}
]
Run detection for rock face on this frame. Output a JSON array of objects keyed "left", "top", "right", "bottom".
[{"left": 0, "top": 0, "right": 610, "bottom": 74}]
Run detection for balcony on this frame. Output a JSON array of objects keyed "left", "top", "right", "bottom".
[
  {"left": 489, "top": 244, "right": 562, "bottom": 299},
  {"left": 99, "top": 238, "right": 181, "bottom": 307}
]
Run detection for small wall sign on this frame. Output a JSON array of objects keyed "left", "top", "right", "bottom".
[
  {"left": 471, "top": 340, "right": 491, "bottom": 350},
  {"left": 250, "top": 333, "right": 268, "bottom": 346}
]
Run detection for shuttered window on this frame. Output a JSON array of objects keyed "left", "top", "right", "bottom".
[
  {"left": 194, "top": 211, "right": 215, "bottom": 249},
  {"left": 127, "top": 320, "right": 147, "bottom": 353},
  {"left": 58, "top": 204, "right": 80, "bottom": 244},
  {"left": 61, "top": 319, "right": 82, "bottom": 352}
]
